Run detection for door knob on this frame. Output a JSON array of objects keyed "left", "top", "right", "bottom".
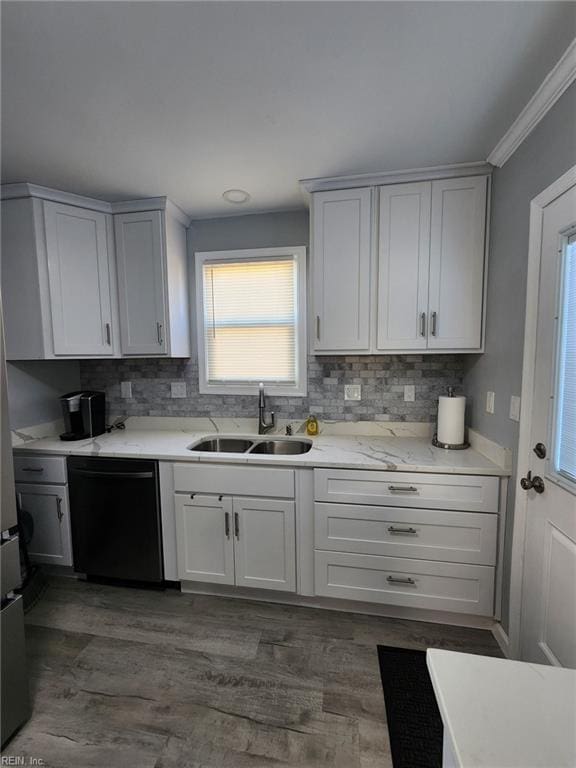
[{"left": 520, "top": 471, "right": 545, "bottom": 494}]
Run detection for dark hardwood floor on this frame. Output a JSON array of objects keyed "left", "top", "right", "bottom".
[{"left": 4, "top": 577, "right": 501, "bottom": 767}]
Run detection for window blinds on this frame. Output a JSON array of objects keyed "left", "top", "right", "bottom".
[
  {"left": 555, "top": 236, "right": 576, "bottom": 483},
  {"left": 202, "top": 258, "right": 297, "bottom": 383}
]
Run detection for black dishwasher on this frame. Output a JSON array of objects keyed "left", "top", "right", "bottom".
[{"left": 67, "top": 457, "right": 163, "bottom": 583}]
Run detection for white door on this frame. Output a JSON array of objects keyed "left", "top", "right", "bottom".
[
  {"left": 16, "top": 484, "right": 72, "bottom": 566},
  {"left": 519, "top": 182, "right": 576, "bottom": 667},
  {"left": 174, "top": 494, "right": 234, "bottom": 584},
  {"left": 233, "top": 497, "right": 296, "bottom": 592},
  {"left": 312, "top": 187, "right": 372, "bottom": 352},
  {"left": 44, "top": 202, "right": 115, "bottom": 356},
  {"left": 377, "top": 182, "right": 431, "bottom": 350},
  {"left": 427, "top": 176, "right": 487, "bottom": 350},
  {"left": 114, "top": 211, "right": 167, "bottom": 355}
]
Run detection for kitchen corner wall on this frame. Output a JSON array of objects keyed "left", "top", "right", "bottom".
[
  {"left": 79, "top": 354, "right": 465, "bottom": 422},
  {"left": 79, "top": 209, "right": 464, "bottom": 424},
  {"left": 464, "top": 80, "right": 576, "bottom": 636}
]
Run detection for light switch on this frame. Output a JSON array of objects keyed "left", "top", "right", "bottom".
[
  {"left": 171, "top": 382, "right": 187, "bottom": 398},
  {"left": 486, "top": 391, "right": 495, "bottom": 414},
  {"left": 344, "top": 384, "right": 361, "bottom": 401},
  {"left": 120, "top": 381, "right": 132, "bottom": 399},
  {"left": 404, "top": 385, "right": 415, "bottom": 402},
  {"left": 509, "top": 395, "right": 521, "bottom": 422}
]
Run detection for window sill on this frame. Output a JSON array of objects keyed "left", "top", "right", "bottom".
[{"left": 199, "top": 383, "right": 307, "bottom": 397}]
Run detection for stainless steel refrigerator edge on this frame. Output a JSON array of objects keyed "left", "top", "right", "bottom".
[{"left": 1, "top": 296, "right": 30, "bottom": 745}]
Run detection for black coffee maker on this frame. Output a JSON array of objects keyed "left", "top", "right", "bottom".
[{"left": 60, "top": 391, "right": 106, "bottom": 441}]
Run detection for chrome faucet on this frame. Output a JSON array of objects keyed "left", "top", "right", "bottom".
[{"left": 258, "top": 383, "right": 275, "bottom": 435}]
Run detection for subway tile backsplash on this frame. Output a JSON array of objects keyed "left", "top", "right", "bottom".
[{"left": 80, "top": 355, "right": 465, "bottom": 423}]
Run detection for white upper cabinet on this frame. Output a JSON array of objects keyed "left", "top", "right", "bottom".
[
  {"left": 377, "top": 182, "right": 431, "bottom": 350},
  {"left": 1, "top": 197, "right": 120, "bottom": 359},
  {"left": 311, "top": 187, "right": 372, "bottom": 352},
  {"left": 114, "top": 207, "right": 190, "bottom": 357},
  {"left": 44, "top": 202, "right": 116, "bottom": 356},
  {"left": 0, "top": 185, "right": 191, "bottom": 359},
  {"left": 309, "top": 173, "right": 488, "bottom": 354},
  {"left": 428, "top": 176, "right": 487, "bottom": 349}
]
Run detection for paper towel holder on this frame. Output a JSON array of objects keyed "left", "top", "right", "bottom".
[{"left": 432, "top": 386, "right": 470, "bottom": 450}]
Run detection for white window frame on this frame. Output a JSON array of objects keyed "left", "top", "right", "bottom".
[{"left": 195, "top": 246, "right": 307, "bottom": 396}]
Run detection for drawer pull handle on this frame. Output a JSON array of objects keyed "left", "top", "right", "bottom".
[
  {"left": 234, "top": 512, "right": 240, "bottom": 539},
  {"left": 388, "top": 485, "right": 418, "bottom": 493},
  {"left": 56, "top": 497, "right": 63, "bottom": 522},
  {"left": 420, "top": 312, "right": 426, "bottom": 337},
  {"left": 387, "top": 575, "right": 416, "bottom": 586},
  {"left": 22, "top": 467, "right": 44, "bottom": 473},
  {"left": 388, "top": 526, "right": 418, "bottom": 535},
  {"left": 224, "top": 511, "right": 230, "bottom": 539}
]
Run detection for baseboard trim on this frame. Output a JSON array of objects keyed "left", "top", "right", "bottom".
[
  {"left": 491, "top": 622, "right": 511, "bottom": 658},
  {"left": 181, "top": 580, "right": 497, "bottom": 631}
]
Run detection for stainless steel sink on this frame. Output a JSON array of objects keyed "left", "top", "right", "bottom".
[
  {"left": 249, "top": 439, "right": 312, "bottom": 455},
  {"left": 189, "top": 438, "right": 254, "bottom": 453}
]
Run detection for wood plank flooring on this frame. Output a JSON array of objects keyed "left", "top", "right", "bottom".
[{"left": 4, "top": 577, "right": 501, "bottom": 767}]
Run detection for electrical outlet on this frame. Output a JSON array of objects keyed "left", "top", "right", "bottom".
[
  {"left": 344, "top": 384, "right": 361, "bottom": 401},
  {"left": 486, "top": 391, "right": 495, "bottom": 415},
  {"left": 120, "top": 381, "right": 132, "bottom": 399},
  {"left": 404, "top": 384, "right": 415, "bottom": 402},
  {"left": 509, "top": 395, "right": 521, "bottom": 422},
  {"left": 171, "top": 382, "right": 187, "bottom": 398}
]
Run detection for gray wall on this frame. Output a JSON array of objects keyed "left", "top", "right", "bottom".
[
  {"left": 190, "top": 209, "right": 310, "bottom": 251},
  {"left": 464, "top": 81, "right": 576, "bottom": 634},
  {"left": 7, "top": 360, "right": 80, "bottom": 430}
]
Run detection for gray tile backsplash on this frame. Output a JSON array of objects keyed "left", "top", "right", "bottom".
[{"left": 80, "top": 355, "right": 465, "bottom": 423}]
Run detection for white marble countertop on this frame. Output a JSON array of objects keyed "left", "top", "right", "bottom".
[
  {"left": 12, "top": 418, "right": 508, "bottom": 476},
  {"left": 427, "top": 649, "right": 576, "bottom": 768}
]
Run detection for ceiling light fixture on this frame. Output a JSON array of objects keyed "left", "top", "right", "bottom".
[{"left": 222, "top": 188, "right": 251, "bottom": 204}]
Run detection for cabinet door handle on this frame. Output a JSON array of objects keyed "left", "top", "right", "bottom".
[
  {"left": 156, "top": 322, "right": 163, "bottom": 345},
  {"left": 386, "top": 575, "right": 416, "bottom": 585},
  {"left": 234, "top": 512, "right": 240, "bottom": 539},
  {"left": 224, "top": 511, "right": 230, "bottom": 539},
  {"left": 22, "top": 467, "right": 44, "bottom": 473},
  {"left": 420, "top": 312, "right": 426, "bottom": 337},
  {"left": 316, "top": 315, "right": 321, "bottom": 340},
  {"left": 105, "top": 323, "right": 111, "bottom": 345},
  {"left": 388, "top": 485, "right": 418, "bottom": 493},
  {"left": 56, "top": 497, "right": 63, "bottom": 522},
  {"left": 431, "top": 311, "right": 437, "bottom": 336},
  {"left": 387, "top": 526, "right": 418, "bottom": 535}
]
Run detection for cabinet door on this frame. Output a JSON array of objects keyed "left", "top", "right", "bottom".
[
  {"left": 174, "top": 494, "right": 234, "bottom": 584},
  {"left": 114, "top": 211, "right": 168, "bottom": 355},
  {"left": 44, "top": 202, "right": 115, "bottom": 356},
  {"left": 377, "top": 183, "right": 431, "bottom": 350},
  {"left": 15, "top": 484, "right": 72, "bottom": 566},
  {"left": 233, "top": 497, "right": 296, "bottom": 592},
  {"left": 312, "top": 188, "right": 372, "bottom": 352},
  {"left": 428, "top": 176, "right": 487, "bottom": 349}
]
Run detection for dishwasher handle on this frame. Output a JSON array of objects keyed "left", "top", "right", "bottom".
[{"left": 70, "top": 469, "right": 154, "bottom": 480}]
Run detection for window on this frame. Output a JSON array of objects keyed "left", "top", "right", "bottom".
[
  {"left": 195, "top": 247, "right": 307, "bottom": 395},
  {"left": 553, "top": 233, "right": 576, "bottom": 485}
]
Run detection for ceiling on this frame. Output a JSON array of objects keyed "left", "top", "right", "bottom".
[{"left": 2, "top": 2, "right": 575, "bottom": 218}]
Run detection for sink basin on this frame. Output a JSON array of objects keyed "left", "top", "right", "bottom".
[
  {"left": 249, "top": 439, "right": 312, "bottom": 455},
  {"left": 189, "top": 438, "right": 254, "bottom": 453}
]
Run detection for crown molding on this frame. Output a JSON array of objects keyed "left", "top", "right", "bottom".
[
  {"left": 488, "top": 38, "right": 576, "bottom": 168},
  {"left": 0, "top": 183, "right": 191, "bottom": 227},
  {"left": 299, "top": 161, "right": 492, "bottom": 193}
]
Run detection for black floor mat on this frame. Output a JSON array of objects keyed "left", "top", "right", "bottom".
[{"left": 377, "top": 645, "right": 443, "bottom": 768}]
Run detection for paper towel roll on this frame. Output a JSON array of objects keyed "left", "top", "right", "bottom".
[{"left": 437, "top": 395, "right": 466, "bottom": 445}]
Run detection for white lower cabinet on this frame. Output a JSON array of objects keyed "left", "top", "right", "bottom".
[
  {"left": 175, "top": 493, "right": 296, "bottom": 593},
  {"left": 314, "top": 551, "right": 495, "bottom": 615},
  {"left": 175, "top": 494, "right": 235, "bottom": 585},
  {"left": 15, "top": 483, "right": 72, "bottom": 566}
]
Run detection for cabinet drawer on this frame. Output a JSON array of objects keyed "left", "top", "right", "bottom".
[
  {"left": 13, "top": 454, "right": 67, "bottom": 484},
  {"left": 315, "top": 503, "right": 497, "bottom": 565},
  {"left": 314, "top": 551, "right": 494, "bottom": 616},
  {"left": 314, "top": 469, "right": 499, "bottom": 513},
  {"left": 173, "top": 463, "right": 294, "bottom": 499}
]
